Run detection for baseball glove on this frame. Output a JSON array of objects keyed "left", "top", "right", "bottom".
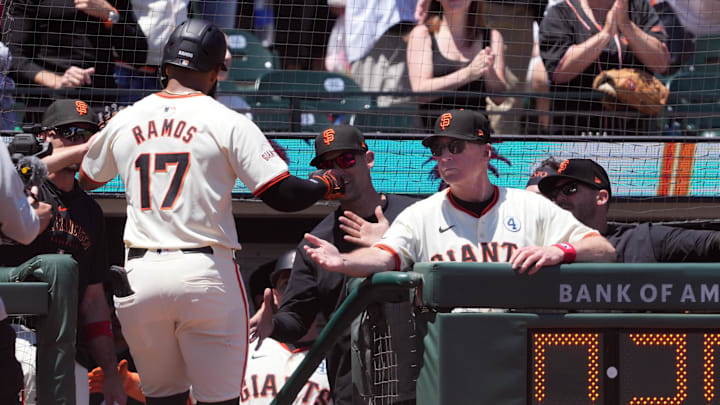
[
  {"left": 592, "top": 68, "right": 669, "bottom": 116},
  {"left": 309, "top": 169, "right": 346, "bottom": 200}
]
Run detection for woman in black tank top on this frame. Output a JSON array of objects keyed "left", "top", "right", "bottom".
[{"left": 407, "top": 0, "right": 508, "bottom": 131}]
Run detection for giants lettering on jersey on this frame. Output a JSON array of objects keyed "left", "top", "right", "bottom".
[
  {"left": 240, "top": 374, "right": 331, "bottom": 404},
  {"left": 429, "top": 242, "right": 519, "bottom": 262},
  {"left": 131, "top": 119, "right": 196, "bottom": 145}
]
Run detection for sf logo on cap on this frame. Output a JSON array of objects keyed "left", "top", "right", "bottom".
[
  {"left": 558, "top": 160, "right": 570, "bottom": 174},
  {"left": 439, "top": 113, "right": 452, "bottom": 130},
  {"left": 323, "top": 129, "right": 335, "bottom": 145},
  {"left": 75, "top": 101, "right": 88, "bottom": 116}
]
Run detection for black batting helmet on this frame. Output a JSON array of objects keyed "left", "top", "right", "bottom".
[
  {"left": 270, "top": 250, "right": 296, "bottom": 288},
  {"left": 161, "top": 19, "right": 227, "bottom": 81}
]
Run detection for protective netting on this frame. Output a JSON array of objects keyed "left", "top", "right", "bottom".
[
  {"left": 1, "top": 0, "right": 719, "bottom": 224},
  {"left": 10, "top": 317, "right": 37, "bottom": 405},
  {"left": 0, "top": 0, "right": 718, "bottom": 135}
]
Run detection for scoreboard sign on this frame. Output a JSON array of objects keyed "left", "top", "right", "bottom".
[{"left": 412, "top": 263, "right": 720, "bottom": 405}]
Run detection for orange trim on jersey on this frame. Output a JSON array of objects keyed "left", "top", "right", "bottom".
[
  {"left": 279, "top": 342, "right": 311, "bottom": 354},
  {"left": 375, "top": 244, "right": 401, "bottom": 271},
  {"left": 253, "top": 171, "right": 291, "bottom": 196},
  {"left": 154, "top": 92, "right": 206, "bottom": 99},
  {"left": 658, "top": 143, "right": 677, "bottom": 196},
  {"left": 446, "top": 186, "right": 499, "bottom": 218},
  {"left": 79, "top": 167, "right": 108, "bottom": 189},
  {"left": 582, "top": 231, "right": 601, "bottom": 239}
]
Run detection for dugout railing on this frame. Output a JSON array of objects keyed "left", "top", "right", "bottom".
[{"left": 273, "top": 263, "right": 720, "bottom": 405}]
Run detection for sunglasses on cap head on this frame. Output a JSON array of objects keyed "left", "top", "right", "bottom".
[
  {"left": 547, "top": 181, "right": 580, "bottom": 199},
  {"left": 315, "top": 151, "right": 357, "bottom": 170},
  {"left": 429, "top": 139, "right": 474, "bottom": 158},
  {"left": 52, "top": 126, "right": 94, "bottom": 142}
]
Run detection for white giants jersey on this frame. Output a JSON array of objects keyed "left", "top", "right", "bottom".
[
  {"left": 375, "top": 186, "right": 600, "bottom": 269},
  {"left": 81, "top": 93, "right": 289, "bottom": 249},
  {"left": 241, "top": 339, "right": 333, "bottom": 405}
]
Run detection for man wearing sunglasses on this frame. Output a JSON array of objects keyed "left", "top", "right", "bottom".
[
  {"left": 303, "top": 109, "right": 616, "bottom": 279},
  {"left": 0, "top": 98, "right": 125, "bottom": 405},
  {"left": 250, "top": 125, "right": 419, "bottom": 404},
  {"left": 538, "top": 158, "right": 720, "bottom": 262}
]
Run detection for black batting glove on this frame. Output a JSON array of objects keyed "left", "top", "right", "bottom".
[{"left": 309, "top": 169, "right": 346, "bottom": 200}]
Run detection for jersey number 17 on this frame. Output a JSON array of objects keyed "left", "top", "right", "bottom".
[{"left": 134, "top": 152, "right": 190, "bottom": 210}]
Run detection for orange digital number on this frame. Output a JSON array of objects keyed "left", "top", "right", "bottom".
[
  {"left": 627, "top": 333, "right": 688, "bottom": 405},
  {"left": 532, "top": 332, "right": 600, "bottom": 404}
]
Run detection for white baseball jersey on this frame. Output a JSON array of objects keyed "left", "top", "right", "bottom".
[
  {"left": 375, "top": 186, "right": 600, "bottom": 269},
  {"left": 80, "top": 92, "right": 289, "bottom": 250},
  {"left": 242, "top": 339, "right": 333, "bottom": 405}
]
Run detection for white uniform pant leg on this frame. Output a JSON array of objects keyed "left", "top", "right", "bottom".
[{"left": 115, "top": 247, "right": 249, "bottom": 402}]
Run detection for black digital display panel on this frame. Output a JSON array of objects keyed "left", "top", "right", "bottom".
[{"left": 530, "top": 329, "right": 720, "bottom": 405}]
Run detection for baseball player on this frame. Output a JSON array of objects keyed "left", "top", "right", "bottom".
[
  {"left": 242, "top": 251, "right": 332, "bottom": 405},
  {"left": 79, "top": 19, "right": 345, "bottom": 405},
  {"left": 304, "top": 109, "right": 616, "bottom": 277}
]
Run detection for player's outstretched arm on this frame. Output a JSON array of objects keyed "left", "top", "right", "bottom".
[
  {"left": 248, "top": 288, "right": 276, "bottom": 348},
  {"left": 510, "top": 235, "right": 615, "bottom": 275},
  {"left": 303, "top": 233, "right": 395, "bottom": 278},
  {"left": 258, "top": 169, "right": 346, "bottom": 212}
]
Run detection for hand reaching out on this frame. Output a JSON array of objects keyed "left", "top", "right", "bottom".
[
  {"left": 303, "top": 233, "right": 345, "bottom": 273},
  {"left": 58, "top": 66, "right": 95, "bottom": 89},
  {"left": 338, "top": 205, "right": 389, "bottom": 247},
  {"left": 248, "top": 288, "right": 276, "bottom": 349}
]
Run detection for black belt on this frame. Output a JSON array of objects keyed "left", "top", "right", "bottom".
[{"left": 127, "top": 246, "right": 213, "bottom": 260}]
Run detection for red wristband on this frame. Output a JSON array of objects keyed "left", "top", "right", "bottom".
[
  {"left": 85, "top": 321, "right": 113, "bottom": 340},
  {"left": 553, "top": 243, "right": 577, "bottom": 264}
]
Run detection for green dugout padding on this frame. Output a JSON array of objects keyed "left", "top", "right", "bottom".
[
  {"left": 274, "top": 263, "right": 720, "bottom": 405},
  {"left": 417, "top": 312, "right": 720, "bottom": 405},
  {"left": 414, "top": 262, "right": 720, "bottom": 311},
  {"left": 0, "top": 282, "right": 48, "bottom": 314}
]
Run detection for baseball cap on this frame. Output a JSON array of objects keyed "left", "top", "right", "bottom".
[
  {"left": 310, "top": 125, "right": 368, "bottom": 167},
  {"left": 270, "top": 250, "right": 296, "bottom": 288},
  {"left": 41, "top": 99, "right": 98, "bottom": 131},
  {"left": 538, "top": 159, "right": 612, "bottom": 197},
  {"left": 422, "top": 109, "right": 492, "bottom": 146},
  {"left": 526, "top": 165, "right": 559, "bottom": 187}
]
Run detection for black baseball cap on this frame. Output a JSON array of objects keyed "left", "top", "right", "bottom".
[
  {"left": 42, "top": 99, "right": 99, "bottom": 130},
  {"left": 422, "top": 109, "right": 492, "bottom": 146},
  {"left": 538, "top": 159, "right": 612, "bottom": 197},
  {"left": 526, "top": 165, "right": 559, "bottom": 187},
  {"left": 310, "top": 125, "right": 368, "bottom": 167},
  {"left": 270, "top": 250, "right": 296, "bottom": 288}
]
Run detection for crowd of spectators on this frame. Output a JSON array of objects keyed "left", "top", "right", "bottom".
[{"left": 1, "top": 0, "right": 718, "bottom": 134}]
